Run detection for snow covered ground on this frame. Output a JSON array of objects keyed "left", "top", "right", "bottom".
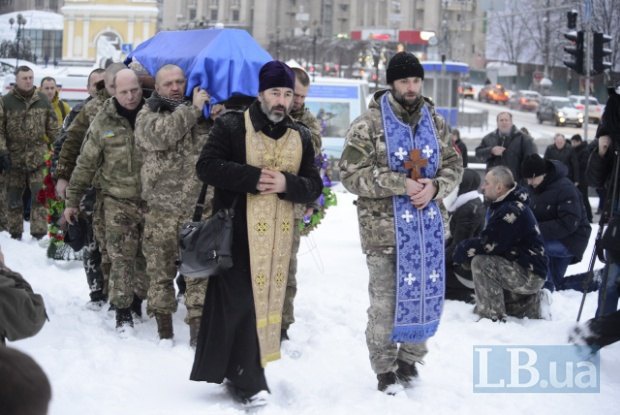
[{"left": 2, "top": 185, "right": 618, "bottom": 415}]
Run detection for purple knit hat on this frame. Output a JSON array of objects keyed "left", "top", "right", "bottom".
[{"left": 258, "top": 61, "right": 295, "bottom": 92}]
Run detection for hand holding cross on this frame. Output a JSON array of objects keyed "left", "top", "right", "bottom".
[{"left": 403, "top": 149, "right": 428, "bottom": 180}]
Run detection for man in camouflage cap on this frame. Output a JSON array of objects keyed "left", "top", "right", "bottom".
[
  {"left": 63, "top": 68, "right": 147, "bottom": 333},
  {"left": 0, "top": 66, "right": 59, "bottom": 239},
  {"left": 135, "top": 64, "right": 212, "bottom": 345},
  {"left": 339, "top": 52, "right": 462, "bottom": 394}
]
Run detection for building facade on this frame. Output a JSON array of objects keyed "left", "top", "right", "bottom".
[
  {"left": 159, "top": 0, "right": 485, "bottom": 69},
  {"left": 0, "top": 0, "right": 62, "bottom": 16},
  {"left": 61, "top": 0, "right": 158, "bottom": 66}
]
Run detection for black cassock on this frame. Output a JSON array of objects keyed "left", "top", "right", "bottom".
[{"left": 190, "top": 102, "right": 323, "bottom": 398}]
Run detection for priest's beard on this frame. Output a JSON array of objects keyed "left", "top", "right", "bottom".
[
  {"left": 392, "top": 89, "right": 421, "bottom": 110},
  {"left": 260, "top": 100, "right": 289, "bottom": 123}
]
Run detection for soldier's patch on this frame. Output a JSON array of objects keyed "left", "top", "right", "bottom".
[{"left": 103, "top": 131, "right": 115, "bottom": 138}]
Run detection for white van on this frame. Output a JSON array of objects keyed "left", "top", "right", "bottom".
[{"left": 304, "top": 76, "right": 369, "bottom": 158}]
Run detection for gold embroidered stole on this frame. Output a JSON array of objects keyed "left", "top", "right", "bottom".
[{"left": 244, "top": 110, "right": 302, "bottom": 367}]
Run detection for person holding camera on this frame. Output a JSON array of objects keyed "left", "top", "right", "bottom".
[{"left": 586, "top": 83, "right": 620, "bottom": 318}]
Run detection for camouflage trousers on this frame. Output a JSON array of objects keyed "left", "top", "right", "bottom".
[
  {"left": 471, "top": 255, "right": 545, "bottom": 320},
  {"left": 6, "top": 168, "right": 47, "bottom": 236},
  {"left": 143, "top": 209, "right": 208, "bottom": 323},
  {"left": 0, "top": 173, "right": 7, "bottom": 231},
  {"left": 80, "top": 188, "right": 105, "bottom": 300},
  {"left": 365, "top": 254, "right": 428, "bottom": 375},
  {"left": 102, "top": 196, "right": 148, "bottom": 309},
  {"left": 282, "top": 221, "right": 302, "bottom": 330},
  {"left": 92, "top": 190, "right": 111, "bottom": 295}
]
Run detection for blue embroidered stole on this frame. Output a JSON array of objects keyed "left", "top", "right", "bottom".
[{"left": 380, "top": 93, "right": 445, "bottom": 343}]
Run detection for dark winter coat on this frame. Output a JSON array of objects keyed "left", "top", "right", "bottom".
[
  {"left": 445, "top": 169, "right": 484, "bottom": 301},
  {"left": 572, "top": 141, "right": 591, "bottom": 186},
  {"left": 0, "top": 263, "right": 47, "bottom": 345},
  {"left": 190, "top": 101, "right": 323, "bottom": 386},
  {"left": 528, "top": 160, "right": 591, "bottom": 263},
  {"left": 455, "top": 138, "right": 468, "bottom": 167},
  {"left": 475, "top": 125, "right": 537, "bottom": 182},
  {"left": 544, "top": 144, "right": 580, "bottom": 183},
  {"left": 453, "top": 185, "right": 548, "bottom": 279},
  {"left": 587, "top": 139, "right": 619, "bottom": 216}
]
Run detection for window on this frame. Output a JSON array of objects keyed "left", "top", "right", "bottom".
[
  {"left": 210, "top": 9, "right": 218, "bottom": 21},
  {"left": 189, "top": 8, "right": 196, "bottom": 20},
  {"left": 49, "top": 0, "right": 58, "bottom": 10},
  {"left": 232, "top": 9, "right": 239, "bottom": 21}
]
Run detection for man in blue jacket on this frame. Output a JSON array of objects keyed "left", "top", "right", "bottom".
[{"left": 454, "top": 166, "right": 548, "bottom": 321}]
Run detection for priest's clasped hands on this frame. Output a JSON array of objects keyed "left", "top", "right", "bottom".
[
  {"left": 405, "top": 177, "right": 436, "bottom": 210},
  {"left": 257, "top": 168, "right": 287, "bottom": 194}
]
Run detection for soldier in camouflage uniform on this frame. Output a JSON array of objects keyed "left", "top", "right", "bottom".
[
  {"left": 56, "top": 65, "right": 120, "bottom": 306},
  {"left": 453, "top": 166, "right": 548, "bottom": 322},
  {"left": 339, "top": 52, "right": 462, "bottom": 394},
  {"left": 0, "top": 66, "right": 59, "bottom": 240},
  {"left": 135, "top": 64, "right": 213, "bottom": 345},
  {"left": 282, "top": 67, "right": 323, "bottom": 340},
  {"left": 63, "top": 69, "right": 147, "bottom": 332}
]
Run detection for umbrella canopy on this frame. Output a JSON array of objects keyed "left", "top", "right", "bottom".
[{"left": 125, "top": 28, "right": 272, "bottom": 108}]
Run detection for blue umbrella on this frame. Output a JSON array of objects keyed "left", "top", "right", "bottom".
[{"left": 125, "top": 28, "right": 272, "bottom": 113}]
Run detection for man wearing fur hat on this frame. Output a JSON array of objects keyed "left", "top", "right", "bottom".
[
  {"left": 190, "top": 60, "right": 323, "bottom": 407},
  {"left": 339, "top": 51, "right": 463, "bottom": 394}
]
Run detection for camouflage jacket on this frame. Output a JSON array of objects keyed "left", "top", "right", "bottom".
[
  {"left": 135, "top": 96, "right": 213, "bottom": 215},
  {"left": 0, "top": 87, "right": 59, "bottom": 171},
  {"left": 56, "top": 88, "right": 110, "bottom": 181},
  {"left": 65, "top": 98, "right": 144, "bottom": 208},
  {"left": 291, "top": 105, "right": 322, "bottom": 155},
  {"left": 339, "top": 89, "right": 463, "bottom": 255},
  {"left": 291, "top": 105, "right": 323, "bottom": 217}
]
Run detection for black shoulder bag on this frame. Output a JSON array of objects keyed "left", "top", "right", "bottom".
[{"left": 178, "top": 184, "right": 238, "bottom": 279}]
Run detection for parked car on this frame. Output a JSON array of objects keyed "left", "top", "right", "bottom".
[
  {"left": 458, "top": 82, "right": 475, "bottom": 99},
  {"left": 568, "top": 95, "right": 603, "bottom": 123},
  {"left": 508, "top": 90, "right": 541, "bottom": 111},
  {"left": 536, "top": 96, "right": 583, "bottom": 127},
  {"left": 477, "top": 83, "right": 509, "bottom": 104}
]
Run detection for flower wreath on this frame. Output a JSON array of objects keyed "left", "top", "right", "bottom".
[{"left": 298, "top": 152, "right": 337, "bottom": 236}]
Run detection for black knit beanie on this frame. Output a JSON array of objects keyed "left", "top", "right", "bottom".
[
  {"left": 521, "top": 154, "right": 548, "bottom": 179},
  {"left": 386, "top": 52, "right": 424, "bottom": 84}
]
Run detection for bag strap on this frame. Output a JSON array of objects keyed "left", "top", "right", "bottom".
[{"left": 192, "top": 183, "right": 239, "bottom": 222}]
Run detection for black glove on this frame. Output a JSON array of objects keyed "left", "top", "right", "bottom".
[{"left": 0, "top": 152, "right": 11, "bottom": 174}]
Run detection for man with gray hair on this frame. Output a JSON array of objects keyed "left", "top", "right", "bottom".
[
  {"left": 453, "top": 166, "right": 549, "bottom": 322},
  {"left": 476, "top": 111, "right": 537, "bottom": 183}
]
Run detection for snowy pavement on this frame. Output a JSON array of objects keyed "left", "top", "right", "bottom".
[{"left": 1, "top": 186, "right": 618, "bottom": 415}]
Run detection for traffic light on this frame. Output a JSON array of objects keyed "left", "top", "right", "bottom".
[
  {"left": 592, "top": 32, "right": 612, "bottom": 75},
  {"left": 566, "top": 10, "right": 578, "bottom": 29},
  {"left": 564, "top": 30, "right": 584, "bottom": 75}
]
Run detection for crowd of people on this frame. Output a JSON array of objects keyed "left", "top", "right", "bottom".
[{"left": 0, "top": 52, "right": 619, "bottom": 411}]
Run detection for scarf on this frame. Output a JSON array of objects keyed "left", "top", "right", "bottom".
[
  {"left": 381, "top": 92, "right": 445, "bottom": 343},
  {"left": 145, "top": 91, "right": 189, "bottom": 113}
]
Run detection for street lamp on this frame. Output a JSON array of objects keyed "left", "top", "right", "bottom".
[
  {"left": 9, "top": 13, "right": 27, "bottom": 68},
  {"left": 311, "top": 26, "right": 321, "bottom": 82}
]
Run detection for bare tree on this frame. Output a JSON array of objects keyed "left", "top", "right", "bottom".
[{"left": 485, "top": 2, "right": 528, "bottom": 65}]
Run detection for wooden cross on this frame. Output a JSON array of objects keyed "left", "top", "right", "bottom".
[{"left": 403, "top": 149, "right": 428, "bottom": 180}]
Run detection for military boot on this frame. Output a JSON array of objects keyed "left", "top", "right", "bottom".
[
  {"left": 377, "top": 372, "right": 404, "bottom": 395},
  {"left": 395, "top": 359, "right": 418, "bottom": 387},
  {"left": 189, "top": 317, "right": 201, "bottom": 348},
  {"left": 115, "top": 308, "right": 133, "bottom": 331},
  {"left": 155, "top": 313, "right": 173, "bottom": 340},
  {"left": 130, "top": 294, "right": 143, "bottom": 318}
]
